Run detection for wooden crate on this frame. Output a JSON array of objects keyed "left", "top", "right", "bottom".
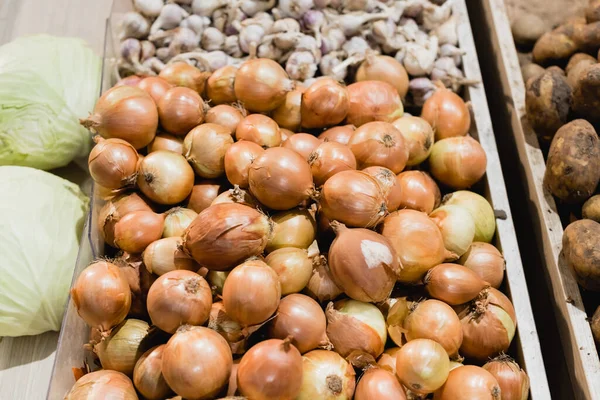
[
  {"left": 45, "top": 0, "right": 551, "bottom": 398},
  {"left": 472, "top": 0, "right": 600, "bottom": 399}
]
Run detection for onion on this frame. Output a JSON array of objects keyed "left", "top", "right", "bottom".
[
  {"left": 318, "top": 125, "right": 356, "bottom": 145},
  {"left": 449, "top": 361, "right": 464, "bottom": 371},
  {"left": 205, "top": 104, "right": 245, "bottom": 135},
  {"left": 404, "top": 300, "right": 463, "bottom": 357},
  {"left": 396, "top": 171, "right": 441, "bottom": 213},
  {"left": 268, "top": 293, "right": 329, "bottom": 353},
  {"left": 301, "top": 77, "right": 349, "bottom": 129},
  {"left": 328, "top": 222, "right": 399, "bottom": 302},
  {"left": 267, "top": 208, "right": 317, "bottom": 253},
  {"left": 138, "top": 76, "right": 173, "bottom": 103},
  {"left": 356, "top": 55, "right": 409, "bottom": 98},
  {"left": 425, "top": 263, "right": 489, "bottom": 305},
  {"left": 225, "top": 141, "right": 264, "bottom": 188},
  {"left": 186, "top": 179, "right": 228, "bottom": 213},
  {"left": 207, "top": 272, "right": 229, "bottom": 296},
  {"left": 64, "top": 370, "right": 138, "bottom": 400},
  {"left": 114, "top": 252, "right": 155, "bottom": 319},
  {"left": 280, "top": 128, "right": 294, "bottom": 141},
  {"left": 377, "top": 347, "right": 402, "bottom": 375},
  {"left": 116, "top": 75, "right": 143, "bottom": 87},
  {"left": 80, "top": 85, "right": 158, "bottom": 149},
  {"left": 457, "top": 288, "right": 517, "bottom": 361},
  {"left": 237, "top": 338, "right": 303, "bottom": 400},
  {"left": 236, "top": 114, "right": 282, "bottom": 148},
  {"left": 429, "top": 136, "right": 487, "bottom": 189},
  {"left": 326, "top": 299, "right": 387, "bottom": 362},
  {"left": 89, "top": 138, "right": 139, "bottom": 189},
  {"left": 305, "top": 256, "right": 343, "bottom": 303},
  {"left": 430, "top": 205, "right": 476, "bottom": 257},
  {"left": 297, "top": 350, "right": 356, "bottom": 400},
  {"left": 137, "top": 150, "right": 195, "bottom": 205},
  {"left": 459, "top": 243, "right": 505, "bottom": 289},
  {"left": 381, "top": 210, "right": 452, "bottom": 283},
  {"left": 206, "top": 65, "right": 238, "bottom": 104},
  {"left": 442, "top": 191, "right": 496, "bottom": 243},
  {"left": 94, "top": 318, "right": 151, "bottom": 375},
  {"left": 162, "top": 325, "right": 233, "bottom": 399},
  {"left": 395, "top": 338, "right": 450, "bottom": 395},
  {"left": 223, "top": 259, "right": 281, "bottom": 326},
  {"left": 421, "top": 88, "right": 471, "bottom": 140},
  {"left": 309, "top": 141, "right": 357, "bottom": 186},
  {"left": 272, "top": 88, "right": 304, "bottom": 131},
  {"left": 159, "top": 61, "right": 211, "bottom": 93},
  {"left": 208, "top": 302, "right": 259, "bottom": 354},
  {"left": 234, "top": 58, "right": 294, "bottom": 112},
  {"left": 346, "top": 81, "right": 404, "bottom": 127},
  {"left": 483, "top": 355, "right": 529, "bottom": 400},
  {"left": 249, "top": 147, "right": 314, "bottom": 210},
  {"left": 282, "top": 133, "right": 322, "bottom": 160},
  {"left": 265, "top": 248, "right": 313, "bottom": 295},
  {"left": 183, "top": 203, "right": 271, "bottom": 270},
  {"left": 348, "top": 122, "right": 408, "bottom": 173},
  {"left": 212, "top": 186, "right": 259, "bottom": 208},
  {"left": 157, "top": 87, "right": 206, "bottom": 135},
  {"left": 433, "top": 365, "right": 501, "bottom": 400},
  {"left": 162, "top": 207, "right": 198, "bottom": 237},
  {"left": 362, "top": 166, "right": 402, "bottom": 212},
  {"left": 143, "top": 237, "right": 198, "bottom": 276},
  {"left": 320, "top": 170, "right": 387, "bottom": 228},
  {"left": 355, "top": 367, "right": 407, "bottom": 400},
  {"left": 183, "top": 123, "right": 233, "bottom": 178},
  {"left": 133, "top": 345, "right": 173, "bottom": 400},
  {"left": 148, "top": 133, "right": 184, "bottom": 154},
  {"left": 385, "top": 297, "right": 410, "bottom": 347},
  {"left": 71, "top": 261, "right": 131, "bottom": 332},
  {"left": 392, "top": 116, "right": 435, "bottom": 166},
  {"left": 147, "top": 270, "right": 212, "bottom": 333},
  {"left": 113, "top": 210, "right": 165, "bottom": 253}
]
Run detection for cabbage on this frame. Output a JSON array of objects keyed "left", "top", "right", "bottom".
[{"left": 0, "top": 166, "right": 89, "bottom": 337}]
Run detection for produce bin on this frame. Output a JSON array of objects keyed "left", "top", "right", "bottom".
[{"left": 46, "top": 0, "right": 551, "bottom": 398}]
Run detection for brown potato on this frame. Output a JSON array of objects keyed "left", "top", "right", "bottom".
[
  {"left": 587, "top": 0, "right": 600, "bottom": 23},
  {"left": 573, "top": 21, "right": 600, "bottom": 51},
  {"left": 521, "top": 64, "right": 545, "bottom": 84},
  {"left": 566, "top": 53, "right": 597, "bottom": 88},
  {"left": 512, "top": 13, "right": 548, "bottom": 46},
  {"left": 572, "top": 63, "right": 600, "bottom": 122},
  {"left": 583, "top": 195, "right": 600, "bottom": 222},
  {"left": 591, "top": 306, "right": 600, "bottom": 346},
  {"left": 562, "top": 219, "right": 600, "bottom": 291},
  {"left": 532, "top": 31, "right": 578, "bottom": 65}
]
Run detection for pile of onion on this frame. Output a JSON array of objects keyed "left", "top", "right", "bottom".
[
  {"left": 346, "top": 81, "right": 404, "bottom": 127},
  {"left": 184, "top": 123, "right": 233, "bottom": 178},
  {"left": 158, "top": 87, "right": 206, "bottom": 136},
  {"left": 267, "top": 208, "right": 317, "bottom": 252},
  {"left": 206, "top": 65, "right": 238, "bottom": 104},
  {"left": 392, "top": 116, "right": 435, "bottom": 166},
  {"left": 348, "top": 121, "right": 408, "bottom": 173},
  {"left": 396, "top": 338, "right": 450, "bottom": 395},
  {"left": 137, "top": 150, "right": 194, "bottom": 205},
  {"left": 363, "top": 166, "right": 403, "bottom": 211},
  {"left": 234, "top": 58, "right": 294, "bottom": 112},
  {"left": 318, "top": 125, "right": 356, "bottom": 145},
  {"left": 459, "top": 242, "right": 505, "bottom": 289},
  {"left": 434, "top": 365, "right": 501, "bottom": 400},
  {"left": 429, "top": 136, "right": 487, "bottom": 189},
  {"left": 483, "top": 354, "right": 530, "bottom": 400},
  {"left": 355, "top": 367, "right": 407, "bottom": 400},
  {"left": 301, "top": 77, "right": 349, "bottom": 129},
  {"left": 158, "top": 62, "right": 210, "bottom": 94},
  {"left": 88, "top": 137, "right": 139, "bottom": 190},
  {"left": 425, "top": 263, "right": 489, "bottom": 305},
  {"left": 235, "top": 114, "right": 282, "bottom": 148},
  {"left": 309, "top": 141, "right": 357, "bottom": 186},
  {"left": 297, "top": 350, "right": 356, "bottom": 399},
  {"left": 421, "top": 88, "right": 471, "bottom": 141},
  {"left": 356, "top": 55, "right": 409, "bottom": 98},
  {"left": 272, "top": 87, "right": 304, "bottom": 131},
  {"left": 65, "top": 370, "right": 138, "bottom": 400},
  {"left": 282, "top": 133, "right": 322, "bottom": 160}
]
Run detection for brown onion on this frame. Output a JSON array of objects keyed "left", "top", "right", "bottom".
[
  {"left": 114, "top": 252, "right": 155, "bottom": 319},
  {"left": 65, "top": 370, "right": 138, "bottom": 400},
  {"left": 268, "top": 293, "right": 329, "bottom": 353},
  {"left": 309, "top": 141, "right": 357, "bottom": 186},
  {"left": 147, "top": 270, "right": 212, "bottom": 333},
  {"left": 234, "top": 58, "right": 294, "bottom": 112},
  {"left": 356, "top": 55, "right": 409, "bottom": 98},
  {"left": 404, "top": 300, "right": 463, "bottom": 357},
  {"left": 183, "top": 203, "right": 271, "bottom": 270},
  {"left": 143, "top": 237, "right": 198, "bottom": 276},
  {"left": 429, "top": 136, "right": 487, "bottom": 189},
  {"left": 148, "top": 133, "right": 184, "bottom": 154},
  {"left": 443, "top": 191, "right": 496, "bottom": 243},
  {"left": 328, "top": 222, "right": 400, "bottom": 302},
  {"left": 459, "top": 242, "right": 505, "bottom": 289},
  {"left": 206, "top": 104, "right": 244, "bottom": 135},
  {"left": 208, "top": 302, "right": 258, "bottom": 354},
  {"left": 236, "top": 114, "right": 282, "bottom": 148},
  {"left": 319, "top": 125, "right": 356, "bottom": 145},
  {"left": 267, "top": 208, "right": 317, "bottom": 253},
  {"left": 346, "top": 81, "right": 404, "bottom": 127},
  {"left": 207, "top": 272, "right": 229, "bottom": 295},
  {"left": 433, "top": 365, "right": 501, "bottom": 400},
  {"left": 395, "top": 338, "right": 450, "bottom": 395},
  {"left": 212, "top": 186, "right": 259, "bottom": 208},
  {"left": 159, "top": 62, "right": 211, "bottom": 93},
  {"left": 138, "top": 76, "right": 172, "bottom": 103},
  {"left": 377, "top": 347, "right": 403, "bottom": 375},
  {"left": 137, "top": 150, "right": 194, "bottom": 205},
  {"left": 320, "top": 170, "right": 387, "bottom": 228},
  {"left": 223, "top": 259, "right": 281, "bottom": 326},
  {"left": 158, "top": 87, "right": 205, "bottom": 135},
  {"left": 133, "top": 345, "right": 173, "bottom": 400},
  {"left": 184, "top": 123, "right": 233, "bottom": 178},
  {"left": 304, "top": 256, "right": 343, "bottom": 303},
  {"left": 88, "top": 137, "right": 139, "bottom": 189},
  {"left": 381, "top": 210, "right": 453, "bottom": 283},
  {"left": 280, "top": 128, "right": 294, "bottom": 141},
  {"left": 116, "top": 75, "right": 143, "bottom": 87},
  {"left": 162, "top": 325, "right": 233, "bottom": 399},
  {"left": 297, "top": 350, "right": 356, "bottom": 400},
  {"left": 421, "top": 88, "right": 471, "bottom": 141},
  {"left": 113, "top": 210, "right": 165, "bottom": 253},
  {"left": 282, "top": 133, "right": 322, "bottom": 160},
  {"left": 301, "top": 77, "right": 349, "bottom": 129},
  {"left": 237, "top": 338, "right": 303, "bottom": 400},
  {"left": 396, "top": 171, "right": 441, "bottom": 213},
  {"left": 248, "top": 147, "right": 314, "bottom": 210},
  {"left": 225, "top": 141, "right": 264, "bottom": 188},
  {"left": 81, "top": 85, "right": 158, "bottom": 149},
  {"left": 392, "top": 116, "right": 435, "bottom": 166},
  {"left": 355, "top": 367, "right": 407, "bottom": 400},
  {"left": 163, "top": 207, "right": 198, "bottom": 237},
  {"left": 348, "top": 121, "right": 408, "bottom": 173},
  {"left": 425, "top": 263, "right": 489, "bottom": 305},
  {"left": 265, "top": 248, "right": 313, "bottom": 295},
  {"left": 95, "top": 318, "right": 151, "bottom": 375},
  {"left": 362, "top": 166, "right": 402, "bottom": 212},
  {"left": 186, "top": 179, "right": 228, "bottom": 213},
  {"left": 430, "top": 205, "right": 475, "bottom": 257},
  {"left": 206, "top": 65, "right": 238, "bottom": 104},
  {"left": 71, "top": 261, "right": 131, "bottom": 332},
  {"left": 272, "top": 87, "right": 304, "bottom": 131},
  {"left": 483, "top": 355, "right": 529, "bottom": 400}
]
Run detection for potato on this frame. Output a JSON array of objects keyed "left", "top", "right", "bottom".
[
  {"left": 583, "top": 195, "right": 600, "bottom": 222},
  {"left": 522, "top": 63, "right": 545, "bottom": 84},
  {"left": 512, "top": 13, "right": 548, "bottom": 46},
  {"left": 572, "top": 63, "right": 600, "bottom": 121},
  {"left": 592, "top": 306, "right": 600, "bottom": 346},
  {"left": 566, "top": 53, "right": 597, "bottom": 88},
  {"left": 544, "top": 120, "right": 600, "bottom": 203},
  {"left": 586, "top": 0, "right": 600, "bottom": 23},
  {"left": 532, "top": 31, "right": 578, "bottom": 65},
  {"left": 562, "top": 219, "right": 600, "bottom": 291},
  {"left": 525, "top": 70, "right": 572, "bottom": 141},
  {"left": 573, "top": 21, "right": 600, "bottom": 51}
]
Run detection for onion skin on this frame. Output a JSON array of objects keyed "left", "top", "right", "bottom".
[
  {"left": 225, "top": 141, "right": 264, "bottom": 188},
  {"left": 88, "top": 138, "right": 139, "bottom": 189},
  {"left": 265, "top": 248, "right": 313, "bottom": 295},
  {"left": 148, "top": 133, "right": 184, "bottom": 154},
  {"left": 137, "top": 150, "right": 195, "bottom": 205},
  {"left": 282, "top": 133, "right": 322, "bottom": 160},
  {"left": 186, "top": 179, "right": 228, "bottom": 213},
  {"left": 206, "top": 65, "right": 238, "bottom": 104},
  {"left": 297, "top": 350, "right": 356, "bottom": 400},
  {"left": 95, "top": 318, "right": 151, "bottom": 376},
  {"left": 159, "top": 62, "right": 211, "bottom": 94},
  {"left": 433, "top": 365, "right": 501, "bottom": 400},
  {"left": 395, "top": 339, "right": 450, "bottom": 395},
  {"left": 356, "top": 55, "right": 409, "bottom": 99},
  {"left": 205, "top": 104, "right": 244, "bottom": 135},
  {"left": 442, "top": 191, "right": 496, "bottom": 243},
  {"left": 376, "top": 348, "right": 402, "bottom": 376},
  {"left": 114, "top": 252, "right": 155, "bottom": 319},
  {"left": 184, "top": 123, "right": 233, "bottom": 178},
  {"left": 163, "top": 207, "right": 198, "bottom": 238},
  {"left": 211, "top": 186, "right": 259, "bottom": 208},
  {"left": 143, "top": 237, "right": 198, "bottom": 276},
  {"left": 429, "top": 136, "right": 487, "bottom": 189},
  {"left": 267, "top": 208, "right": 317, "bottom": 253},
  {"left": 208, "top": 302, "right": 253, "bottom": 354},
  {"left": 396, "top": 171, "right": 441, "bottom": 214},
  {"left": 421, "top": 89, "right": 471, "bottom": 141},
  {"left": 483, "top": 355, "right": 530, "bottom": 400},
  {"left": 183, "top": 203, "right": 271, "bottom": 270},
  {"left": 158, "top": 87, "right": 206, "bottom": 136},
  {"left": 304, "top": 256, "right": 344, "bottom": 303},
  {"left": 385, "top": 297, "right": 410, "bottom": 347},
  {"left": 273, "top": 88, "right": 304, "bottom": 131},
  {"left": 346, "top": 81, "right": 404, "bottom": 127},
  {"left": 234, "top": 58, "right": 294, "bottom": 112},
  {"left": 301, "top": 78, "right": 349, "bottom": 129},
  {"left": 355, "top": 367, "right": 407, "bottom": 400},
  {"left": 309, "top": 141, "right": 357, "bottom": 186},
  {"left": 236, "top": 114, "right": 282, "bottom": 148},
  {"left": 425, "top": 263, "right": 489, "bottom": 305},
  {"left": 430, "top": 204, "right": 476, "bottom": 257},
  {"left": 134, "top": 345, "right": 173, "bottom": 400},
  {"left": 392, "top": 116, "right": 435, "bottom": 166},
  {"left": 64, "top": 370, "right": 138, "bottom": 400},
  {"left": 362, "top": 166, "right": 402, "bottom": 212},
  {"left": 138, "top": 76, "right": 173, "bottom": 103},
  {"left": 348, "top": 121, "right": 408, "bottom": 174},
  {"left": 458, "top": 242, "right": 505, "bottom": 289},
  {"left": 319, "top": 125, "right": 356, "bottom": 145},
  {"left": 113, "top": 210, "right": 165, "bottom": 253}
]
